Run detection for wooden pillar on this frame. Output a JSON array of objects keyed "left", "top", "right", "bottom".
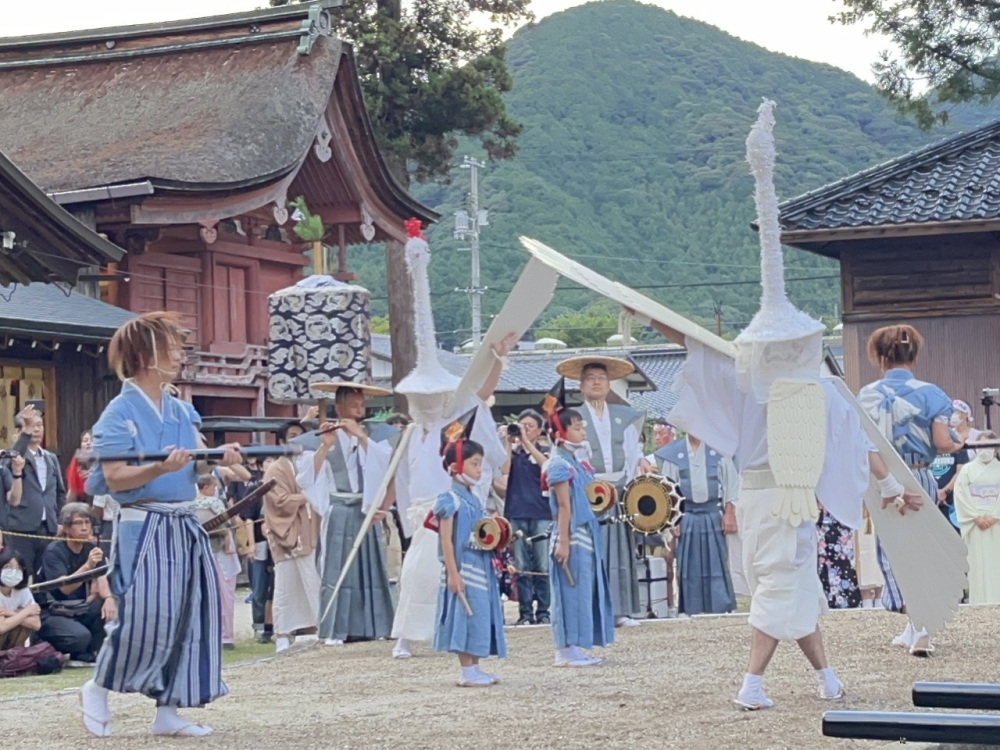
[{"left": 386, "top": 238, "right": 414, "bottom": 414}]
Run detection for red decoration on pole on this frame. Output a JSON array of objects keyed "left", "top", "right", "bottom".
[{"left": 405, "top": 217, "right": 424, "bottom": 239}]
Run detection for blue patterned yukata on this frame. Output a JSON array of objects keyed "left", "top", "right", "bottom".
[
  {"left": 545, "top": 448, "right": 615, "bottom": 650},
  {"left": 858, "top": 368, "right": 952, "bottom": 611},
  {"left": 431, "top": 483, "right": 506, "bottom": 659}
]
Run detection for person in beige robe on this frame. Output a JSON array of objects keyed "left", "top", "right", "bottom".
[{"left": 953, "top": 445, "right": 1000, "bottom": 605}]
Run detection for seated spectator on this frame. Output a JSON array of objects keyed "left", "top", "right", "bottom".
[
  {"left": 0, "top": 549, "right": 40, "bottom": 650},
  {"left": 36, "top": 504, "right": 114, "bottom": 666}
]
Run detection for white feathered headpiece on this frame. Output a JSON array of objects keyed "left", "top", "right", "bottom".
[
  {"left": 734, "top": 100, "right": 825, "bottom": 402},
  {"left": 395, "top": 219, "right": 462, "bottom": 396}
]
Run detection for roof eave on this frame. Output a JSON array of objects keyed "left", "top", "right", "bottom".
[
  {"left": 782, "top": 217, "right": 1000, "bottom": 254},
  {"left": 0, "top": 0, "right": 343, "bottom": 50}
]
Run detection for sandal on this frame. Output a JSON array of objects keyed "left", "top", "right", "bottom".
[
  {"left": 152, "top": 722, "right": 212, "bottom": 737},
  {"left": 79, "top": 691, "right": 112, "bottom": 738}
]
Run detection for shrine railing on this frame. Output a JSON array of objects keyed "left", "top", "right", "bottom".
[{"left": 181, "top": 345, "right": 269, "bottom": 387}]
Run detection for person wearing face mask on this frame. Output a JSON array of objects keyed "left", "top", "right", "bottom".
[
  {"left": 933, "top": 400, "right": 982, "bottom": 531},
  {"left": 540, "top": 379, "right": 615, "bottom": 667},
  {"left": 431, "top": 412, "right": 506, "bottom": 687},
  {"left": 555, "top": 355, "right": 648, "bottom": 628},
  {"left": 0, "top": 549, "right": 41, "bottom": 651},
  {"left": 952, "top": 434, "right": 1000, "bottom": 604}
]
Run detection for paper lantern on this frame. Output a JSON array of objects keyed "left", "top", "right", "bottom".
[{"left": 267, "top": 280, "right": 372, "bottom": 403}]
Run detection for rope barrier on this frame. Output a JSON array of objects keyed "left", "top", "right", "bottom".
[{"left": 0, "top": 516, "right": 268, "bottom": 543}]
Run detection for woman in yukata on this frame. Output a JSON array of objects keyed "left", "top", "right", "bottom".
[
  {"left": 858, "top": 324, "right": 963, "bottom": 656},
  {"left": 431, "top": 410, "right": 506, "bottom": 687},
  {"left": 541, "top": 379, "right": 614, "bottom": 667}
]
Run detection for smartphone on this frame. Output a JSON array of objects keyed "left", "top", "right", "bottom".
[{"left": 25, "top": 399, "right": 45, "bottom": 413}]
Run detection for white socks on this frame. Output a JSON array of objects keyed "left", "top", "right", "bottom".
[
  {"left": 80, "top": 680, "right": 112, "bottom": 738},
  {"left": 736, "top": 674, "right": 773, "bottom": 709},
  {"left": 861, "top": 598, "right": 874, "bottom": 609},
  {"left": 817, "top": 667, "right": 843, "bottom": 699},
  {"left": 152, "top": 706, "right": 212, "bottom": 737},
  {"left": 460, "top": 665, "right": 478, "bottom": 681},
  {"left": 275, "top": 636, "right": 290, "bottom": 653},
  {"left": 741, "top": 673, "right": 763, "bottom": 693}
]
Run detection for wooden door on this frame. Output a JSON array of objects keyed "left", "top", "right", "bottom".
[
  {"left": 213, "top": 265, "right": 249, "bottom": 344},
  {"left": 132, "top": 263, "right": 200, "bottom": 346}
]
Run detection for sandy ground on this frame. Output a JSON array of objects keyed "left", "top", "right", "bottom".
[{"left": 2, "top": 604, "right": 998, "bottom": 750}]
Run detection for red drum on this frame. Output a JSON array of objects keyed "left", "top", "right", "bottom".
[
  {"left": 585, "top": 480, "right": 618, "bottom": 513},
  {"left": 473, "top": 516, "right": 514, "bottom": 551}
]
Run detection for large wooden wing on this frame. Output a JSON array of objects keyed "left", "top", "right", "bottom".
[
  {"left": 826, "top": 377, "right": 967, "bottom": 635},
  {"left": 520, "top": 236, "right": 736, "bottom": 359},
  {"left": 449, "top": 255, "right": 560, "bottom": 417}
]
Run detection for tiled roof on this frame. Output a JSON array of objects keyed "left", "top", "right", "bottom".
[
  {"left": 0, "top": 283, "right": 135, "bottom": 341},
  {"left": 779, "top": 118, "right": 1000, "bottom": 233},
  {"left": 0, "top": 149, "right": 124, "bottom": 284},
  {"left": 370, "top": 334, "right": 687, "bottom": 413}
]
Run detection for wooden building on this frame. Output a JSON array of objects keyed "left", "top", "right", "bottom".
[
  {"left": 0, "top": 148, "right": 131, "bottom": 466},
  {"left": 779, "top": 120, "right": 1000, "bottom": 425},
  {"left": 0, "top": 1, "right": 437, "bottom": 424}
]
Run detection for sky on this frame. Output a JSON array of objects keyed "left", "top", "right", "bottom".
[{"left": 1, "top": 0, "right": 889, "bottom": 83}]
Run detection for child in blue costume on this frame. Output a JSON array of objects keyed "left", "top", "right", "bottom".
[
  {"left": 542, "top": 384, "right": 615, "bottom": 667},
  {"left": 432, "top": 411, "right": 506, "bottom": 687}
]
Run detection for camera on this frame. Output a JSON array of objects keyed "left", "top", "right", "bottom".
[
  {"left": 983, "top": 388, "right": 1000, "bottom": 400},
  {"left": 506, "top": 423, "right": 521, "bottom": 438}
]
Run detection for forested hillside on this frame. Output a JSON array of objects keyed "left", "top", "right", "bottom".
[{"left": 344, "top": 0, "right": 998, "bottom": 348}]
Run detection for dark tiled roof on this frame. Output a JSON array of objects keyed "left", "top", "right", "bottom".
[
  {"left": 0, "top": 283, "right": 135, "bottom": 341},
  {"left": 0, "top": 2, "right": 436, "bottom": 226},
  {"left": 370, "top": 334, "right": 687, "bottom": 412},
  {"left": 0, "top": 150, "right": 124, "bottom": 284},
  {"left": 779, "top": 119, "right": 1000, "bottom": 233}
]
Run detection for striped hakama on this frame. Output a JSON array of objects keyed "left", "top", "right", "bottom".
[
  {"left": 676, "top": 501, "right": 736, "bottom": 615},
  {"left": 95, "top": 503, "right": 227, "bottom": 708}
]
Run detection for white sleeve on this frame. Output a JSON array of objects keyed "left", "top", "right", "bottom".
[
  {"left": 622, "top": 424, "right": 644, "bottom": 481},
  {"left": 720, "top": 457, "right": 740, "bottom": 506},
  {"left": 814, "top": 388, "right": 872, "bottom": 530},
  {"left": 667, "top": 341, "right": 741, "bottom": 459},
  {"left": 296, "top": 451, "right": 332, "bottom": 516},
  {"left": 361, "top": 439, "right": 393, "bottom": 511}
]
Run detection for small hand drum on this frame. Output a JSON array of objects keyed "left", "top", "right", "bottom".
[
  {"left": 622, "top": 474, "right": 683, "bottom": 534},
  {"left": 473, "top": 516, "right": 513, "bottom": 551},
  {"left": 585, "top": 480, "right": 618, "bottom": 513}
]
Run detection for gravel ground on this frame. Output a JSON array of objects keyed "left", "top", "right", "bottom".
[{"left": 2, "top": 605, "right": 997, "bottom": 750}]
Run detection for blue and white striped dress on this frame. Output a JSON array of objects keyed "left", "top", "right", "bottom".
[
  {"left": 546, "top": 449, "right": 615, "bottom": 650},
  {"left": 86, "top": 381, "right": 226, "bottom": 708},
  {"left": 431, "top": 483, "right": 506, "bottom": 659},
  {"left": 858, "top": 369, "right": 952, "bottom": 611}
]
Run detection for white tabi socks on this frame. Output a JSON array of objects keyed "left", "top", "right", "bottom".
[
  {"left": 735, "top": 674, "right": 774, "bottom": 710},
  {"left": 80, "top": 680, "right": 112, "bottom": 738},
  {"left": 152, "top": 706, "right": 212, "bottom": 737},
  {"left": 817, "top": 667, "right": 844, "bottom": 700}
]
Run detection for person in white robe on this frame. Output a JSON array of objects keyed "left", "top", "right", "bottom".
[
  {"left": 387, "top": 219, "right": 514, "bottom": 659},
  {"left": 953, "top": 440, "right": 1000, "bottom": 605},
  {"left": 663, "top": 100, "right": 920, "bottom": 709}
]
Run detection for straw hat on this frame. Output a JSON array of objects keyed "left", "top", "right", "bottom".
[
  {"left": 556, "top": 355, "right": 635, "bottom": 382},
  {"left": 311, "top": 381, "right": 392, "bottom": 398}
]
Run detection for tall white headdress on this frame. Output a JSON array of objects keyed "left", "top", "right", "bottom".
[
  {"left": 395, "top": 219, "right": 462, "bottom": 396},
  {"left": 734, "top": 99, "right": 825, "bottom": 404}
]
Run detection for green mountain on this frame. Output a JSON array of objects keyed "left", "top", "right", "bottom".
[{"left": 348, "top": 0, "right": 997, "bottom": 348}]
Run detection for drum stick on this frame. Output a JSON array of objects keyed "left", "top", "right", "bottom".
[
  {"left": 561, "top": 560, "right": 576, "bottom": 587},
  {"left": 457, "top": 589, "right": 474, "bottom": 617}
]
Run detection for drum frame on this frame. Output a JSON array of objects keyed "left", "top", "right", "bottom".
[{"left": 621, "top": 474, "right": 683, "bottom": 535}]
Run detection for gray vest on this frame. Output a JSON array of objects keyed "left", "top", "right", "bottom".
[
  {"left": 582, "top": 403, "right": 643, "bottom": 475},
  {"left": 654, "top": 440, "right": 722, "bottom": 503}
]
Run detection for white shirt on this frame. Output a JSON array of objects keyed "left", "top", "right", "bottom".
[
  {"left": 28, "top": 447, "right": 47, "bottom": 521},
  {"left": 0, "top": 586, "right": 34, "bottom": 612},
  {"left": 688, "top": 440, "right": 710, "bottom": 504},
  {"left": 336, "top": 429, "right": 365, "bottom": 494}
]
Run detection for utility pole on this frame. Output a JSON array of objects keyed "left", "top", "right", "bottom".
[
  {"left": 713, "top": 301, "right": 723, "bottom": 337},
  {"left": 454, "top": 156, "right": 488, "bottom": 351}
]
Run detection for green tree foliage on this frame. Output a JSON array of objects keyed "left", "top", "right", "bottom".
[
  {"left": 272, "top": 0, "right": 532, "bottom": 182},
  {"left": 535, "top": 303, "right": 621, "bottom": 348},
  {"left": 834, "top": 0, "right": 1000, "bottom": 128},
  {"left": 370, "top": 315, "right": 391, "bottom": 335},
  {"left": 344, "top": 1, "right": 1000, "bottom": 349}
]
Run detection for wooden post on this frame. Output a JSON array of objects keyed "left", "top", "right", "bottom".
[
  {"left": 312, "top": 240, "right": 323, "bottom": 276},
  {"left": 386, "top": 238, "right": 415, "bottom": 414}
]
